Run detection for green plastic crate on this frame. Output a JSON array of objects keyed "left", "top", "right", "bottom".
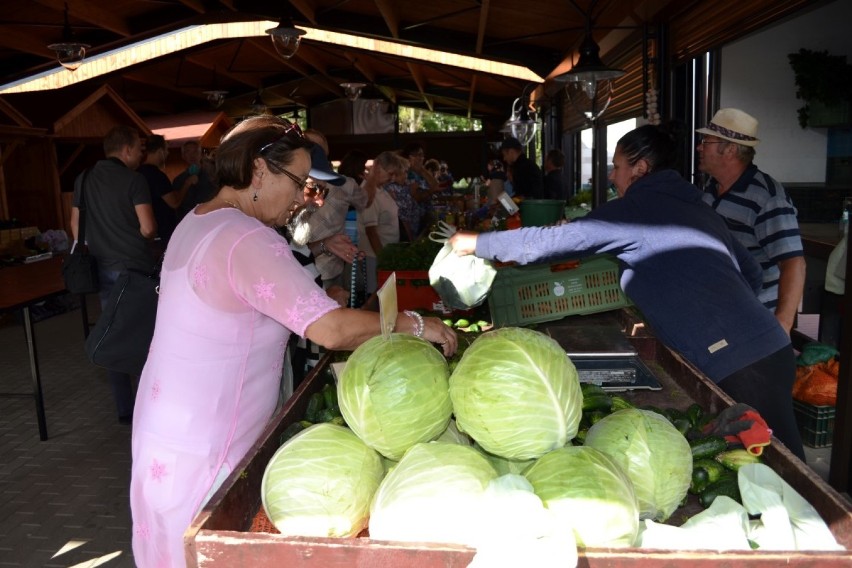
[
  {"left": 488, "top": 254, "right": 630, "bottom": 327},
  {"left": 792, "top": 400, "right": 835, "bottom": 448}
]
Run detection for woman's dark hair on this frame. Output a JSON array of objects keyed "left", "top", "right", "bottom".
[
  {"left": 337, "top": 149, "right": 369, "bottom": 182},
  {"left": 215, "top": 116, "right": 310, "bottom": 190},
  {"left": 616, "top": 122, "right": 684, "bottom": 173}
]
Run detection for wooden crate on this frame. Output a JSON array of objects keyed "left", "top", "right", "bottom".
[{"left": 186, "top": 310, "right": 852, "bottom": 567}]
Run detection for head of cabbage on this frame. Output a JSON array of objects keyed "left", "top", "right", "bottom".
[
  {"left": 338, "top": 333, "right": 452, "bottom": 460},
  {"left": 584, "top": 409, "right": 692, "bottom": 522},
  {"left": 449, "top": 327, "right": 583, "bottom": 461},
  {"left": 524, "top": 446, "right": 639, "bottom": 547},
  {"left": 261, "top": 423, "right": 384, "bottom": 537},
  {"left": 369, "top": 442, "right": 498, "bottom": 545}
]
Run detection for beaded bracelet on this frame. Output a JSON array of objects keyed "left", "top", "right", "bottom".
[
  {"left": 403, "top": 310, "right": 424, "bottom": 338},
  {"left": 319, "top": 240, "right": 332, "bottom": 256}
]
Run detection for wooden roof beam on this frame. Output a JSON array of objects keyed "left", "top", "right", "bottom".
[
  {"left": 373, "top": 0, "right": 400, "bottom": 39},
  {"left": 33, "top": 0, "right": 132, "bottom": 38},
  {"left": 468, "top": 0, "right": 491, "bottom": 118}
]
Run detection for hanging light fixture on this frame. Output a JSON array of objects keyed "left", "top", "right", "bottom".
[
  {"left": 340, "top": 82, "right": 366, "bottom": 101},
  {"left": 265, "top": 18, "right": 306, "bottom": 60},
  {"left": 503, "top": 96, "right": 538, "bottom": 146},
  {"left": 553, "top": 28, "right": 624, "bottom": 122},
  {"left": 203, "top": 90, "right": 228, "bottom": 108},
  {"left": 47, "top": 2, "right": 90, "bottom": 71},
  {"left": 250, "top": 91, "right": 269, "bottom": 114}
]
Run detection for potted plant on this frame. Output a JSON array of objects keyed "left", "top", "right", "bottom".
[{"left": 787, "top": 48, "right": 852, "bottom": 128}]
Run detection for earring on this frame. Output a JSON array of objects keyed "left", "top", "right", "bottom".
[{"left": 253, "top": 191, "right": 259, "bottom": 202}]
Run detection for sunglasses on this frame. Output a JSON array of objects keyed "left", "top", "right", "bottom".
[
  {"left": 305, "top": 180, "right": 329, "bottom": 200},
  {"left": 258, "top": 121, "right": 304, "bottom": 154}
]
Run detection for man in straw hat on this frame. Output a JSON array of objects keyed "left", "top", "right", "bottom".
[{"left": 697, "top": 108, "right": 805, "bottom": 335}]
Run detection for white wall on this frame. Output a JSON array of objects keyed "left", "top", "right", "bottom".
[{"left": 720, "top": 0, "right": 852, "bottom": 183}]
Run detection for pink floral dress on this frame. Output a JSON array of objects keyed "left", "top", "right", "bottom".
[{"left": 130, "top": 208, "right": 339, "bottom": 566}]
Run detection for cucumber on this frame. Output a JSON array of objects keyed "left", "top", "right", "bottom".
[
  {"left": 715, "top": 449, "right": 762, "bottom": 471},
  {"left": 699, "top": 477, "right": 741, "bottom": 508},
  {"left": 278, "top": 421, "right": 306, "bottom": 446},
  {"left": 686, "top": 403, "right": 704, "bottom": 429},
  {"left": 316, "top": 408, "right": 336, "bottom": 423},
  {"left": 610, "top": 395, "right": 635, "bottom": 411},
  {"left": 692, "top": 458, "right": 730, "bottom": 484},
  {"left": 573, "top": 428, "right": 588, "bottom": 445},
  {"left": 689, "top": 435, "right": 728, "bottom": 460},
  {"left": 689, "top": 466, "right": 710, "bottom": 495},
  {"left": 672, "top": 417, "right": 691, "bottom": 437},
  {"left": 305, "top": 392, "right": 323, "bottom": 423},
  {"left": 322, "top": 383, "right": 337, "bottom": 410},
  {"left": 581, "top": 383, "right": 608, "bottom": 398},
  {"left": 582, "top": 393, "right": 613, "bottom": 413}
]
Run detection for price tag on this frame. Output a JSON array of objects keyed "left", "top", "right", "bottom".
[{"left": 377, "top": 272, "right": 398, "bottom": 339}]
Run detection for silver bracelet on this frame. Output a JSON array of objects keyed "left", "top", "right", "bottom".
[{"left": 404, "top": 310, "right": 424, "bottom": 338}]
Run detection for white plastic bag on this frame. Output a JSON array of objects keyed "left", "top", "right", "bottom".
[{"left": 428, "top": 221, "right": 497, "bottom": 310}]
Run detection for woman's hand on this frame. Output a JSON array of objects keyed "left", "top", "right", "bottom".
[
  {"left": 448, "top": 230, "right": 479, "bottom": 256},
  {"left": 323, "top": 233, "right": 361, "bottom": 263},
  {"left": 421, "top": 317, "right": 458, "bottom": 357},
  {"left": 326, "top": 285, "right": 350, "bottom": 307}
]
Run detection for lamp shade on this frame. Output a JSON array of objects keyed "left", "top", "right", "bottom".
[
  {"left": 265, "top": 20, "right": 306, "bottom": 60},
  {"left": 47, "top": 41, "right": 89, "bottom": 71},
  {"left": 555, "top": 35, "right": 625, "bottom": 84}
]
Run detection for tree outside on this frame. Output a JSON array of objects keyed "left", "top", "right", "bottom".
[{"left": 398, "top": 106, "right": 482, "bottom": 133}]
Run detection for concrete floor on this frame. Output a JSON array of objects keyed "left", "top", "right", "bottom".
[{"left": 0, "top": 298, "right": 842, "bottom": 566}]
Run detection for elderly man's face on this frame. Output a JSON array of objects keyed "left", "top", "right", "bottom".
[{"left": 696, "top": 136, "right": 730, "bottom": 175}]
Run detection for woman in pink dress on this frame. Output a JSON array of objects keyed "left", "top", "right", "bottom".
[{"left": 130, "top": 116, "right": 457, "bottom": 567}]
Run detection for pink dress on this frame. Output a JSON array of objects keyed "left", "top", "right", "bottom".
[{"left": 130, "top": 208, "right": 339, "bottom": 566}]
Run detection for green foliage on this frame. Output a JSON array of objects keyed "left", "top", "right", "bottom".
[
  {"left": 398, "top": 106, "right": 482, "bottom": 132},
  {"left": 787, "top": 49, "right": 852, "bottom": 128},
  {"left": 376, "top": 238, "right": 443, "bottom": 271}
]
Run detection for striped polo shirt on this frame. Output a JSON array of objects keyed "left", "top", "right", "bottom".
[{"left": 702, "top": 163, "right": 804, "bottom": 310}]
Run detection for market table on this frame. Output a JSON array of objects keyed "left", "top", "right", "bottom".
[
  {"left": 185, "top": 308, "right": 852, "bottom": 567},
  {"left": 0, "top": 255, "right": 66, "bottom": 441}
]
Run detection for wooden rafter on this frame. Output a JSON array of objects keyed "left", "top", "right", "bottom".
[{"left": 33, "top": 0, "right": 132, "bottom": 38}]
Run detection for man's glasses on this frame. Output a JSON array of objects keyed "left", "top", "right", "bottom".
[
  {"left": 258, "top": 122, "right": 304, "bottom": 155},
  {"left": 699, "top": 138, "right": 727, "bottom": 146},
  {"left": 304, "top": 180, "right": 329, "bottom": 200}
]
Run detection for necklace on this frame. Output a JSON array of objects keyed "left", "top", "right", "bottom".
[{"left": 221, "top": 198, "right": 241, "bottom": 210}]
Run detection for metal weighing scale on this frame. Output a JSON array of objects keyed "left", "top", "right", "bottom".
[{"left": 545, "top": 324, "right": 662, "bottom": 392}]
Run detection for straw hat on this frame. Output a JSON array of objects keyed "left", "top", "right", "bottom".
[{"left": 696, "top": 108, "right": 760, "bottom": 147}]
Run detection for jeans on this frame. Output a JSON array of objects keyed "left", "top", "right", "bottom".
[
  {"left": 98, "top": 268, "right": 138, "bottom": 420},
  {"left": 717, "top": 345, "right": 806, "bottom": 462}
]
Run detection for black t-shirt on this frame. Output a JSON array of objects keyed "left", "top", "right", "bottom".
[
  {"left": 511, "top": 154, "right": 544, "bottom": 199},
  {"left": 73, "top": 158, "right": 156, "bottom": 273},
  {"left": 544, "top": 169, "right": 567, "bottom": 201},
  {"left": 138, "top": 163, "right": 177, "bottom": 243}
]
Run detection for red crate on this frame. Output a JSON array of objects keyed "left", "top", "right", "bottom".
[{"left": 377, "top": 270, "right": 449, "bottom": 314}]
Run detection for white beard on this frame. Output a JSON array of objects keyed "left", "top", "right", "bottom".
[{"left": 286, "top": 204, "right": 315, "bottom": 246}]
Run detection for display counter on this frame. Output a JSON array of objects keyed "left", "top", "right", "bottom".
[{"left": 185, "top": 309, "right": 852, "bottom": 567}]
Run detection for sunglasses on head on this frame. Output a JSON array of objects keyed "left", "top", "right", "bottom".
[{"left": 258, "top": 121, "right": 304, "bottom": 155}]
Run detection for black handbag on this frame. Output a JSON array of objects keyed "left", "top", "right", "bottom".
[
  {"left": 62, "top": 169, "right": 100, "bottom": 295},
  {"left": 84, "top": 268, "right": 160, "bottom": 377}
]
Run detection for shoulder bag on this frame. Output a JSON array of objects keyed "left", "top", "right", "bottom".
[
  {"left": 84, "top": 268, "right": 160, "bottom": 377},
  {"left": 62, "top": 169, "right": 100, "bottom": 294}
]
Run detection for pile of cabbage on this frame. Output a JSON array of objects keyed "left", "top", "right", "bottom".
[{"left": 261, "top": 327, "right": 694, "bottom": 553}]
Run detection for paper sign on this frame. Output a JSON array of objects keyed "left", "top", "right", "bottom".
[{"left": 377, "top": 272, "right": 398, "bottom": 339}]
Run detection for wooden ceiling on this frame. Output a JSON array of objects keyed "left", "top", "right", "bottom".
[{"left": 0, "top": 0, "right": 825, "bottom": 129}]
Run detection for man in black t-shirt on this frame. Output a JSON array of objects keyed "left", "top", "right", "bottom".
[
  {"left": 137, "top": 134, "right": 177, "bottom": 247},
  {"left": 70, "top": 125, "right": 157, "bottom": 424},
  {"left": 500, "top": 137, "right": 543, "bottom": 199}
]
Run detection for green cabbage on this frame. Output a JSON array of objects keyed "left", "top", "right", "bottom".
[
  {"left": 261, "top": 423, "right": 384, "bottom": 537},
  {"left": 584, "top": 409, "right": 692, "bottom": 522},
  {"left": 338, "top": 333, "right": 452, "bottom": 460},
  {"left": 449, "top": 327, "right": 583, "bottom": 460},
  {"left": 524, "top": 446, "right": 639, "bottom": 547},
  {"left": 435, "top": 418, "right": 472, "bottom": 446},
  {"left": 369, "top": 442, "right": 498, "bottom": 544}
]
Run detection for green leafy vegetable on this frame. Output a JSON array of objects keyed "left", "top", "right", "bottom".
[
  {"left": 584, "top": 409, "right": 693, "bottom": 522},
  {"left": 449, "top": 327, "right": 583, "bottom": 461},
  {"left": 524, "top": 446, "right": 639, "bottom": 548},
  {"left": 338, "top": 333, "right": 452, "bottom": 460},
  {"left": 261, "top": 423, "right": 384, "bottom": 537},
  {"left": 369, "top": 442, "right": 498, "bottom": 544}
]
